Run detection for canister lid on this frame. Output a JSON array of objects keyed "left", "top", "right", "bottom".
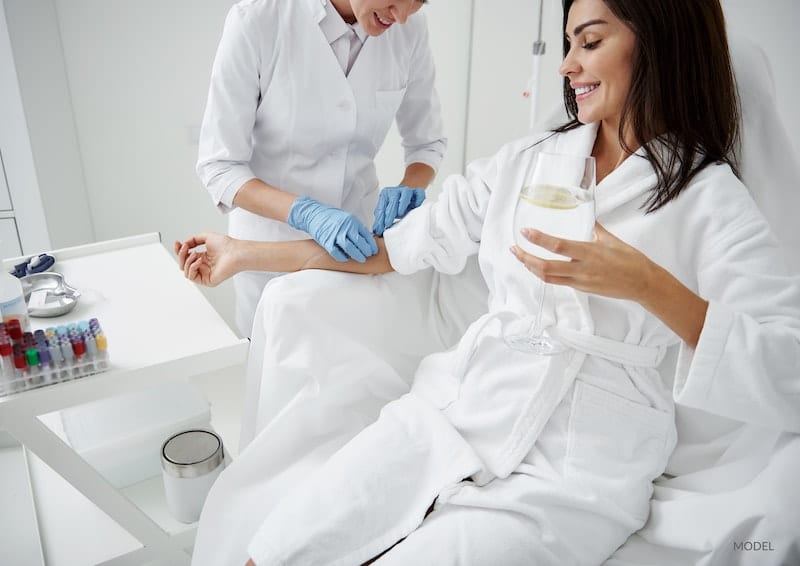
[{"left": 161, "top": 429, "right": 224, "bottom": 478}]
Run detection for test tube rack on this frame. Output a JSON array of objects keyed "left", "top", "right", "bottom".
[{"left": 0, "top": 318, "right": 110, "bottom": 397}]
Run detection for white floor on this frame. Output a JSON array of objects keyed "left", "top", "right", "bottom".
[{"left": 5, "top": 364, "right": 246, "bottom": 566}]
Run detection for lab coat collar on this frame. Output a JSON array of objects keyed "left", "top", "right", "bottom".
[{"left": 317, "top": 0, "right": 367, "bottom": 45}]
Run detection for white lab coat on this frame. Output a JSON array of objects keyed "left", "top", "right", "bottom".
[
  {"left": 196, "top": 0, "right": 445, "bottom": 334},
  {"left": 193, "top": 124, "right": 800, "bottom": 565}
]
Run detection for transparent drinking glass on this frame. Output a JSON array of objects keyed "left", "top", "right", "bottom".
[{"left": 506, "top": 152, "right": 596, "bottom": 355}]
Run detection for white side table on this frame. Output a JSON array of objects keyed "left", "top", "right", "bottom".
[{"left": 0, "top": 233, "right": 248, "bottom": 565}]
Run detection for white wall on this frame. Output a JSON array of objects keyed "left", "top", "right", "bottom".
[
  {"left": 4, "top": 0, "right": 93, "bottom": 249},
  {"left": 723, "top": 0, "right": 800, "bottom": 158},
  {"left": 466, "top": 0, "right": 564, "bottom": 162},
  {"left": 0, "top": 0, "right": 52, "bottom": 255},
  {"left": 376, "top": 3, "right": 474, "bottom": 192},
  {"left": 465, "top": 0, "right": 800, "bottom": 166},
  {"left": 52, "top": 0, "right": 238, "bottom": 326}
]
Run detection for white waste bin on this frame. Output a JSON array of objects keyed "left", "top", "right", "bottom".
[{"left": 161, "top": 429, "right": 225, "bottom": 523}]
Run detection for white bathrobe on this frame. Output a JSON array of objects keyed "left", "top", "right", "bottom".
[
  {"left": 193, "top": 123, "right": 800, "bottom": 566},
  {"left": 604, "top": 38, "right": 800, "bottom": 566}
]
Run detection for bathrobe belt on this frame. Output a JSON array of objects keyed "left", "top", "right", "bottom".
[
  {"left": 548, "top": 326, "right": 668, "bottom": 368},
  {"left": 455, "top": 311, "right": 668, "bottom": 377},
  {"left": 440, "top": 310, "right": 672, "bottom": 480}
]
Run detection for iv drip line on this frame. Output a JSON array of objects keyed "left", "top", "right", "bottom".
[{"left": 523, "top": 0, "right": 546, "bottom": 131}]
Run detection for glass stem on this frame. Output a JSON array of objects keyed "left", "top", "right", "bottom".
[{"left": 530, "top": 282, "right": 548, "bottom": 338}]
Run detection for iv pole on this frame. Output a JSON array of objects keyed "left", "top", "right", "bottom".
[{"left": 523, "top": 0, "right": 546, "bottom": 131}]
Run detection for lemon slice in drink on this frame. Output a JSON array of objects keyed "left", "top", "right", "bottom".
[{"left": 521, "top": 184, "right": 579, "bottom": 209}]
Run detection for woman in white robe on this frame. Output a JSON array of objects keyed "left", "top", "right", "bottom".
[
  {"left": 605, "top": 36, "right": 800, "bottom": 566},
  {"left": 177, "top": 0, "right": 800, "bottom": 564}
]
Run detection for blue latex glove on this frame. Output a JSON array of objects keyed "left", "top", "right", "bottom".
[
  {"left": 287, "top": 196, "right": 378, "bottom": 262},
  {"left": 372, "top": 186, "right": 426, "bottom": 236}
]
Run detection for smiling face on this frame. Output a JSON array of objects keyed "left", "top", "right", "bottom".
[
  {"left": 559, "top": 0, "right": 636, "bottom": 130},
  {"left": 331, "top": 0, "right": 426, "bottom": 36}
]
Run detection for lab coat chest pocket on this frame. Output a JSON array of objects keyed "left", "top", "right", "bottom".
[
  {"left": 565, "top": 379, "right": 674, "bottom": 522},
  {"left": 367, "top": 88, "right": 407, "bottom": 150}
]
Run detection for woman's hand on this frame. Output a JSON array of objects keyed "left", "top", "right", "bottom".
[
  {"left": 174, "top": 232, "right": 243, "bottom": 287},
  {"left": 511, "top": 223, "right": 658, "bottom": 303},
  {"left": 512, "top": 222, "right": 709, "bottom": 347}
]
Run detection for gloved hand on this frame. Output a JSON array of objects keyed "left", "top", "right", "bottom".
[
  {"left": 287, "top": 196, "right": 378, "bottom": 262},
  {"left": 372, "top": 186, "right": 426, "bottom": 236}
]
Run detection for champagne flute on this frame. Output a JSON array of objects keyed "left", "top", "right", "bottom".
[{"left": 506, "top": 152, "right": 596, "bottom": 355}]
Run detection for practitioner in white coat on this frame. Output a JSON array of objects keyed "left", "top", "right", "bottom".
[
  {"left": 197, "top": 0, "right": 443, "bottom": 335},
  {"left": 178, "top": 0, "right": 800, "bottom": 563}
]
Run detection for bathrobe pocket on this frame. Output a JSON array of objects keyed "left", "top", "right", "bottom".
[{"left": 565, "top": 379, "right": 674, "bottom": 523}]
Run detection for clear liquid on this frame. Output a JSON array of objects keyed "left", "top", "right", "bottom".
[{"left": 513, "top": 184, "right": 595, "bottom": 261}]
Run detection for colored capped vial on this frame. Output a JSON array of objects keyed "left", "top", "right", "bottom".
[
  {"left": 25, "top": 347, "right": 40, "bottom": 367},
  {"left": 0, "top": 341, "right": 14, "bottom": 380},
  {"left": 13, "top": 344, "right": 27, "bottom": 372},
  {"left": 22, "top": 332, "right": 35, "bottom": 347},
  {"left": 84, "top": 332, "right": 97, "bottom": 356},
  {"left": 71, "top": 338, "right": 86, "bottom": 357},
  {"left": 7, "top": 319, "right": 23, "bottom": 341},
  {"left": 49, "top": 341, "right": 63, "bottom": 364}
]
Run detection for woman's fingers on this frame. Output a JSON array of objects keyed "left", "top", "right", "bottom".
[
  {"left": 175, "top": 241, "right": 190, "bottom": 270},
  {"left": 175, "top": 234, "right": 212, "bottom": 272},
  {"left": 185, "top": 251, "right": 208, "bottom": 281},
  {"left": 184, "top": 250, "right": 197, "bottom": 280},
  {"left": 511, "top": 246, "right": 575, "bottom": 282},
  {"left": 521, "top": 228, "right": 588, "bottom": 260},
  {"left": 186, "top": 252, "right": 212, "bottom": 286}
]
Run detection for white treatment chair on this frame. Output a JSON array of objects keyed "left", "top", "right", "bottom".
[
  {"left": 240, "top": 36, "right": 799, "bottom": 565},
  {"left": 604, "top": 35, "right": 800, "bottom": 566}
]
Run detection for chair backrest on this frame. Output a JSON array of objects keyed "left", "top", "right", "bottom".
[{"left": 731, "top": 36, "right": 800, "bottom": 270}]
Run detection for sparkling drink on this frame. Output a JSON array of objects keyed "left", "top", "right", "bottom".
[{"left": 513, "top": 183, "right": 595, "bottom": 260}]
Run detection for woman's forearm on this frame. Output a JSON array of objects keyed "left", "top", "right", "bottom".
[
  {"left": 400, "top": 162, "right": 435, "bottom": 189},
  {"left": 239, "top": 237, "right": 394, "bottom": 275},
  {"left": 639, "top": 262, "right": 708, "bottom": 349},
  {"left": 176, "top": 233, "right": 393, "bottom": 288},
  {"left": 232, "top": 178, "right": 297, "bottom": 222}
]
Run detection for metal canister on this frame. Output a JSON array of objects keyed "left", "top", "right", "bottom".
[{"left": 161, "top": 429, "right": 225, "bottom": 523}]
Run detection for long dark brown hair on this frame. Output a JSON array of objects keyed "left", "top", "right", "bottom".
[{"left": 556, "top": 0, "right": 740, "bottom": 212}]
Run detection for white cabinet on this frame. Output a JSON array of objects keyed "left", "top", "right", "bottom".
[
  {"left": 0, "top": 0, "right": 51, "bottom": 257},
  {"left": 0, "top": 149, "right": 23, "bottom": 259},
  {"left": 0, "top": 148, "right": 11, "bottom": 210},
  {"left": 0, "top": 217, "right": 22, "bottom": 258},
  {"left": 0, "top": 233, "right": 248, "bottom": 564}
]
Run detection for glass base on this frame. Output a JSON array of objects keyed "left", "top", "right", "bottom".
[{"left": 504, "top": 334, "right": 565, "bottom": 355}]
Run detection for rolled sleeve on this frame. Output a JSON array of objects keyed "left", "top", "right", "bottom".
[
  {"left": 384, "top": 154, "right": 497, "bottom": 275},
  {"left": 395, "top": 15, "right": 446, "bottom": 174},
  {"left": 196, "top": 5, "right": 263, "bottom": 212}
]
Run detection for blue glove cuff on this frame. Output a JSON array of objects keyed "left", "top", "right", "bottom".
[{"left": 287, "top": 196, "right": 317, "bottom": 232}]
